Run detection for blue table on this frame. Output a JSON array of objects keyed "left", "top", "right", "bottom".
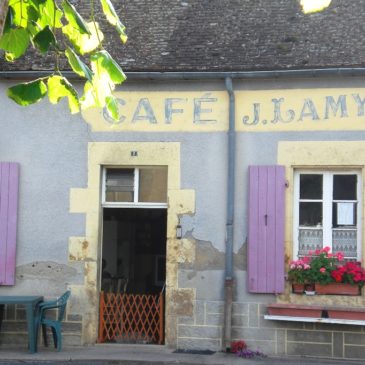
[{"left": 0, "top": 295, "right": 43, "bottom": 353}]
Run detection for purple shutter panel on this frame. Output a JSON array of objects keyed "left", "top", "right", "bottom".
[
  {"left": 248, "top": 165, "right": 285, "bottom": 293},
  {"left": 0, "top": 163, "right": 19, "bottom": 286}
]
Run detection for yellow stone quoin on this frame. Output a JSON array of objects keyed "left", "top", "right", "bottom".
[{"left": 82, "top": 88, "right": 365, "bottom": 132}]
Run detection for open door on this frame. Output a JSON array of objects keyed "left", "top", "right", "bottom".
[{"left": 98, "top": 208, "right": 166, "bottom": 344}]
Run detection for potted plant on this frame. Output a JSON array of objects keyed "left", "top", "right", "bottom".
[
  {"left": 288, "top": 247, "right": 364, "bottom": 295},
  {"left": 287, "top": 258, "right": 311, "bottom": 293}
]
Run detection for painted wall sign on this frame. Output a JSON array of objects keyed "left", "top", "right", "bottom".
[
  {"left": 81, "top": 89, "right": 365, "bottom": 132},
  {"left": 82, "top": 92, "right": 228, "bottom": 132}
]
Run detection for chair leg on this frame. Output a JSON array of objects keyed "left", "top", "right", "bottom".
[
  {"left": 56, "top": 327, "right": 62, "bottom": 352},
  {"left": 51, "top": 327, "right": 57, "bottom": 349},
  {"left": 42, "top": 324, "right": 48, "bottom": 347}
]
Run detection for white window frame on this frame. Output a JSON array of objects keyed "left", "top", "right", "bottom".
[
  {"left": 293, "top": 169, "right": 362, "bottom": 260},
  {"left": 102, "top": 167, "right": 168, "bottom": 209}
]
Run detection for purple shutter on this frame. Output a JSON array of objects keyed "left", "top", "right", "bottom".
[
  {"left": 0, "top": 163, "right": 19, "bottom": 286},
  {"left": 248, "top": 165, "right": 285, "bottom": 293}
]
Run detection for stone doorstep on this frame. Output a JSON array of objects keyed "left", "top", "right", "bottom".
[{"left": 267, "top": 303, "right": 365, "bottom": 320}]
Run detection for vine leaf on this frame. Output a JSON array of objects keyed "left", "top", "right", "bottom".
[
  {"left": 33, "top": 26, "right": 56, "bottom": 54},
  {"left": 105, "top": 95, "right": 119, "bottom": 121},
  {"left": 65, "top": 47, "right": 93, "bottom": 80},
  {"left": 0, "top": 28, "right": 30, "bottom": 61},
  {"left": 63, "top": 21, "right": 104, "bottom": 54},
  {"left": 48, "top": 75, "right": 80, "bottom": 113},
  {"left": 38, "top": 0, "right": 63, "bottom": 29},
  {"left": 62, "top": 0, "right": 91, "bottom": 35},
  {"left": 100, "top": 0, "right": 127, "bottom": 43},
  {"left": 7, "top": 79, "right": 48, "bottom": 105},
  {"left": 91, "top": 50, "right": 126, "bottom": 84}
]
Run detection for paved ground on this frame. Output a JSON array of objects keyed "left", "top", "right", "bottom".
[{"left": 0, "top": 344, "right": 363, "bottom": 365}]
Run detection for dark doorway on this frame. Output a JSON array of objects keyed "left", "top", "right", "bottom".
[{"left": 101, "top": 208, "right": 167, "bottom": 295}]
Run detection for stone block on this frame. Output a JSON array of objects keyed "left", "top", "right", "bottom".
[
  {"left": 16, "top": 308, "right": 26, "bottom": 320},
  {"left": 232, "top": 315, "right": 248, "bottom": 327},
  {"left": 276, "top": 329, "right": 286, "bottom": 355},
  {"left": 0, "top": 333, "right": 27, "bottom": 345},
  {"left": 194, "top": 301, "right": 205, "bottom": 325},
  {"left": 178, "top": 324, "right": 221, "bottom": 339},
  {"left": 67, "top": 314, "right": 83, "bottom": 322},
  {"left": 63, "top": 322, "right": 82, "bottom": 332},
  {"left": 63, "top": 334, "right": 82, "bottom": 346},
  {"left": 177, "top": 337, "right": 221, "bottom": 351},
  {"left": 287, "top": 342, "right": 332, "bottom": 357},
  {"left": 315, "top": 323, "right": 362, "bottom": 332},
  {"left": 333, "top": 332, "right": 344, "bottom": 358},
  {"left": 232, "top": 302, "right": 248, "bottom": 315},
  {"left": 5, "top": 305, "right": 15, "bottom": 320},
  {"left": 244, "top": 339, "right": 276, "bottom": 354},
  {"left": 345, "top": 332, "right": 365, "bottom": 345},
  {"left": 287, "top": 329, "right": 331, "bottom": 343},
  {"left": 231, "top": 327, "right": 275, "bottom": 341},
  {"left": 248, "top": 303, "right": 259, "bottom": 327},
  {"left": 178, "top": 316, "right": 194, "bottom": 325},
  {"left": 206, "top": 301, "right": 224, "bottom": 314},
  {"left": 206, "top": 313, "right": 223, "bottom": 326},
  {"left": 345, "top": 345, "right": 365, "bottom": 359},
  {"left": 0, "top": 321, "right": 27, "bottom": 332}
]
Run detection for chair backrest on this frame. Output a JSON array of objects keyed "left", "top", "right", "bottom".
[{"left": 57, "top": 290, "right": 71, "bottom": 321}]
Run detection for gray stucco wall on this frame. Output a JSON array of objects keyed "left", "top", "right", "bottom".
[{"left": 1, "top": 76, "right": 365, "bottom": 358}]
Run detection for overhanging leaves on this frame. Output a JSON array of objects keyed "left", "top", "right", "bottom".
[
  {"left": 37, "top": 0, "right": 63, "bottom": 29},
  {"left": 0, "top": 27, "right": 30, "bottom": 61},
  {"left": 7, "top": 79, "right": 47, "bottom": 105},
  {"left": 100, "top": 0, "right": 127, "bottom": 43},
  {"left": 65, "top": 47, "right": 93, "bottom": 80},
  {"left": 2, "top": 0, "right": 127, "bottom": 122},
  {"left": 33, "top": 25, "right": 56, "bottom": 54},
  {"left": 62, "top": 0, "right": 90, "bottom": 35},
  {"left": 63, "top": 21, "right": 103, "bottom": 54},
  {"left": 91, "top": 50, "right": 126, "bottom": 84},
  {"left": 47, "top": 75, "right": 80, "bottom": 113}
]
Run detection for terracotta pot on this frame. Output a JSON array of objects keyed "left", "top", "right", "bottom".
[
  {"left": 267, "top": 304, "right": 323, "bottom": 317},
  {"left": 292, "top": 283, "right": 305, "bottom": 294},
  {"left": 315, "top": 283, "right": 360, "bottom": 296},
  {"left": 327, "top": 308, "right": 365, "bottom": 320}
]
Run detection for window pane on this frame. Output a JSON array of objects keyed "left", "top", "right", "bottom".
[
  {"left": 299, "top": 202, "right": 322, "bottom": 226},
  {"left": 300, "top": 174, "right": 322, "bottom": 199},
  {"left": 332, "top": 202, "right": 357, "bottom": 227},
  {"left": 333, "top": 229, "right": 357, "bottom": 258},
  {"left": 333, "top": 174, "right": 357, "bottom": 200},
  {"left": 139, "top": 167, "right": 167, "bottom": 203},
  {"left": 298, "top": 228, "right": 323, "bottom": 257},
  {"left": 106, "top": 169, "right": 134, "bottom": 202}
]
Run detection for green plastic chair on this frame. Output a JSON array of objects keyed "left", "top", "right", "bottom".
[{"left": 39, "top": 290, "right": 71, "bottom": 351}]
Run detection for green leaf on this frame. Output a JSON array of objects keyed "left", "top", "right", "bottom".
[
  {"left": 63, "top": 21, "right": 104, "bottom": 54},
  {"left": 33, "top": 26, "right": 56, "bottom": 54},
  {"left": 7, "top": 79, "right": 47, "bottom": 106},
  {"left": 47, "top": 75, "right": 80, "bottom": 114},
  {"left": 100, "top": 0, "right": 127, "bottom": 43},
  {"left": 105, "top": 95, "right": 120, "bottom": 121},
  {"left": 0, "top": 28, "right": 30, "bottom": 61},
  {"left": 37, "top": 0, "right": 63, "bottom": 29},
  {"left": 90, "top": 50, "right": 126, "bottom": 84},
  {"left": 65, "top": 47, "right": 93, "bottom": 80},
  {"left": 3, "top": 6, "right": 15, "bottom": 34},
  {"left": 9, "top": 0, "right": 34, "bottom": 28},
  {"left": 62, "top": 0, "right": 90, "bottom": 35}
]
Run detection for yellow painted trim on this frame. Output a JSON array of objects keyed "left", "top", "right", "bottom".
[
  {"left": 69, "top": 142, "right": 196, "bottom": 346},
  {"left": 278, "top": 141, "right": 365, "bottom": 305}
]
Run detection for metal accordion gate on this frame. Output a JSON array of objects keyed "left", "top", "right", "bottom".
[{"left": 98, "top": 292, "right": 164, "bottom": 344}]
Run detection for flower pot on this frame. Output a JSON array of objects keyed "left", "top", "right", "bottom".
[
  {"left": 267, "top": 304, "right": 323, "bottom": 317},
  {"left": 292, "top": 283, "right": 305, "bottom": 294},
  {"left": 327, "top": 308, "right": 365, "bottom": 320},
  {"left": 315, "top": 283, "right": 360, "bottom": 296}
]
